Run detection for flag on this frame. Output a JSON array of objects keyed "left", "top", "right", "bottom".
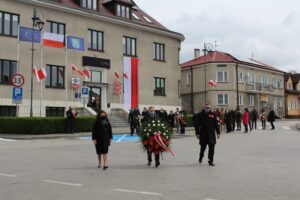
[
  {"left": 71, "top": 64, "right": 84, "bottom": 76},
  {"left": 19, "top": 27, "right": 41, "bottom": 43},
  {"left": 67, "top": 35, "right": 85, "bottom": 51},
  {"left": 82, "top": 68, "right": 90, "bottom": 78},
  {"left": 123, "top": 73, "right": 128, "bottom": 79},
  {"left": 43, "top": 32, "right": 64, "bottom": 48},
  {"left": 114, "top": 72, "right": 120, "bottom": 79},
  {"left": 37, "top": 67, "right": 47, "bottom": 81},
  {"left": 123, "top": 56, "right": 139, "bottom": 111},
  {"left": 208, "top": 80, "right": 217, "bottom": 87},
  {"left": 33, "top": 66, "right": 40, "bottom": 83}
]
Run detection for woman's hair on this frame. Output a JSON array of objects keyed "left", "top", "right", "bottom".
[{"left": 96, "top": 110, "right": 107, "bottom": 122}]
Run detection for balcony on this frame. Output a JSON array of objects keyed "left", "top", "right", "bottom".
[{"left": 246, "top": 83, "right": 274, "bottom": 93}]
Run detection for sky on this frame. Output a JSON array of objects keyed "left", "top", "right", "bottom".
[{"left": 134, "top": 0, "right": 300, "bottom": 72}]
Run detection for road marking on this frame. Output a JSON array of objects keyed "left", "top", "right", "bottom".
[
  {"left": 282, "top": 126, "right": 291, "bottom": 130},
  {"left": 41, "top": 180, "right": 83, "bottom": 187},
  {"left": 0, "top": 173, "right": 16, "bottom": 178},
  {"left": 113, "top": 188, "right": 162, "bottom": 196},
  {"left": 116, "top": 134, "right": 127, "bottom": 143},
  {"left": 0, "top": 138, "right": 16, "bottom": 142}
]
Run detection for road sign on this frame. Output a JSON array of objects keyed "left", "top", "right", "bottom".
[
  {"left": 11, "top": 74, "right": 25, "bottom": 88},
  {"left": 12, "top": 87, "right": 23, "bottom": 104},
  {"left": 81, "top": 87, "right": 89, "bottom": 98}
]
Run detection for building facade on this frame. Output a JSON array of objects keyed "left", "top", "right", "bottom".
[
  {"left": 180, "top": 50, "right": 285, "bottom": 116},
  {"left": 0, "top": 0, "right": 184, "bottom": 117},
  {"left": 285, "top": 73, "right": 300, "bottom": 118}
]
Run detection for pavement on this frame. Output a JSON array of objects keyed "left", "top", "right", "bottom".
[{"left": 0, "top": 120, "right": 300, "bottom": 200}]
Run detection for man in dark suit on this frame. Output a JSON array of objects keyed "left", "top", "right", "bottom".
[
  {"left": 267, "top": 107, "right": 276, "bottom": 130},
  {"left": 66, "top": 106, "right": 78, "bottom": 134},
  {"left": 195, "top": 104, "right": 221, "bottom": 166},
  {"left": 128, "top": 106, "right": 141, "bottom": 136}
]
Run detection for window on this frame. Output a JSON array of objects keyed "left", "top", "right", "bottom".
[
  {"left": 88, "top": 29, "right": 103, "bottom": 51},
  {"left": 239, "top": 95, "right": 244, "bottom": 106},
  {"left": 272, "top": 78, "right": 277, "bottom": 88},
  {"left": 261, "top": 76, "right": 268, "bottom": 86},
  {"left": 0, "top": 11, "right": 19, "bottom": 37},
  {"left": 291, "top": 101, "right": 298, "bottom": 110},
  {"left": 217, "top": 94, "right": 228, "bottom": 105},
  {"left": 0, "top": 59, "right": 17, "bottom": 84},
  {"left": 249, "top": 95, "right": 255, "bottom": 106},
  {"left": 116, "top": 4, "right": 131, "bottom": 19},
  {"left": 90, "top": 70, "right": 102, "bottom": 83},
  {"left": 0, "top": 106, "right": 16, "bottom": 116},
  {"left": 278, "top": 98, "right": 283, "bottom": 108},
  {"left": 143, "top": 16, "right": 152, "bottom": 23},
  {"left": 46, "top": 20, "right": 65, "bottom": 35},
  {"left": 45, "top": 65, "right": 65, "bottom": 88},
  {"left": 154, "top": 77, "right": 166, "bottom": 96},
  {"left": 81, "top": 0, "right": 97, "bottom": 11},
  {"left": 123, "top": 36, "right": 136, "bottom": 56},
  {"left": 278, "top": 79, "right": 283, "bottom": 89},
  {"left": 46, "top": 107, "right": 65, "bottom": 117},
  {"left": 153, "top": 43, "right": 165, "bottom": 61},
  {"left": 239, "top": 72, "right": 243, "bottom": 83},
  {"left": 287, "top": 83, "right": 293, "bottom": 90},
  {"left": 247, "top": 73, "right": 255, "bottom": 85},
  {"left": 217, "top": 71, "right": 228, "bottom": 82},
  {"left": 186, "top": 74, "right": 191, "bottom": 85},
  {"left": 132, "top": 13, "right": 140, "bottom": 20}
]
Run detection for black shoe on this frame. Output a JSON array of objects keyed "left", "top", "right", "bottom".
[
  {"left": 147, "top": 162, "right": 151, "bottom": 166},
  {"left": 155, "top": 162, "right": 160, "bottom": 168},
  {"left": 199, "top": 156, "right": 203, "bottom": 164},
  {"left": 208, "top": 162, "right": 215, "bottom": 166},
  {"left": 103, "top": 166, "right": 108, "bottom": 170}
]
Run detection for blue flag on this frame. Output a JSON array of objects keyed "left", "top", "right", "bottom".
[
  {"left": 67, "top": 36, "right": 85, "bottom": 51},
  {"left": 19, "top": 27, "right": 41, "bottom": 43}
]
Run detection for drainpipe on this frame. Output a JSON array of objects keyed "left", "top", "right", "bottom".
[
  {"left": 191, "top": 67, "right": 194, "bottom": 113},
  {"left": 236, "top": 63, "right": 239, "bottom": 110}
]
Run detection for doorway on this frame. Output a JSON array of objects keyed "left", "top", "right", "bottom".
[{"left": 88, "top": 87, "right": 102, "bottom": 113}]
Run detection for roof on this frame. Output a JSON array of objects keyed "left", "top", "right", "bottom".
[
  {"left": 285, "top": 73, "right": 300, "bottom": 83},
  {"left": 181, "top": 51, "right": 286, "bottom": 74},
  {"left": 44, "top": 0, "right": 169, "bottom": 32}
]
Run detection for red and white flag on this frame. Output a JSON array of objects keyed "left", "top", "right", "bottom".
[
  {"left": 114, "top": 72, "right": 120, "bottom": 79},
  {"left": 33, "top": 66, "right": 47, "bottom": 83},
  {"left": 123, "top": 57, "right": 139, "bottom": 111},
  {"left": 82, "top": 68, "right": 90, "bottom": 78},
  {"left": 208, "top": 80, "right": 217, "bottom": 87},
  {"left": 43, "top": 32, "right": 64, "bottom": 48},
  {"left": 71, "top": 64, "right": 84, "bottom": 76}
]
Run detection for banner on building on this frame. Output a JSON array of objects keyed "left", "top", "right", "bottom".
[
  {"left": 67, "top": 35, "right": 85, "bottom": 51},
  {"left": 19, "top": 27, "right": 41, "bottom": 43}
]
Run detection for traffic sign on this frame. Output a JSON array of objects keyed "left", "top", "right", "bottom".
[
  {"left": 81, "top": 87, "right": 89, "bottom": 98},
  {"left": 12, "top": 87, "right": 23, "bottom": 104},
  {"left": 11, "top": 74, "right": 25, "bottom": 88}
]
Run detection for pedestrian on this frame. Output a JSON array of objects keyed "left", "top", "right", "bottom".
[
  {"left": 260, "top": 109, "right": 266, "bottom": 130},
  {"left": 141, "top": 107, "right": 148, "bottom": 124},
  {"left": 128, "top": 106, "right": 141, "bottom": 136},
  {"left": 92, "top": 110, "right": 113, "bottom": 170},
  {"left": 248, "top": 109, "right": 253, "bottom": 131},
  {"left": 158, "top": 108, "right": 168, "bottom": 122},
  {"left": 66, "top": 106, "right": 78, "bottom": 134},
  {"left": 243, "top": 108, "right": 249, "bottom": 133},
  {"left": 143, "top": 106, "right": 161, "bottom": 167},
  {"left": 267, "top": 107, "right": 276, "bottom": 130},
  {"left": 231, "top": 109, "right": 237, "bottom": 131},
  {"left": 175, "top": 107, "right": 180, "bottom": 133},
  {"left": 251, "top": 108, "right": 258, "bottom": 129},
  {"left": 168, "top": 111, "right": 175, "bottom": 128},
  {"left": 196, "top": 104, "right": 221, "bottom": 166},
  {"left": 220, "top": 108, "right": 226, "bottom": 132},
  {"left": 225, "top": 109, "right": 232, "bottom": 133},
  {"left": 179, "top": 108, "right": 187, "bottom": 134},
  {"left": 236, "top": 108, "right": 243, "bottom": 131}
]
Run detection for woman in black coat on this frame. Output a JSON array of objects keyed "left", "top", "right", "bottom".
[{"left": 92, "top": 110, "right": 113, "bottom": 170}]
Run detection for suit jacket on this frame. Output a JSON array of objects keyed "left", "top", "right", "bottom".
[{"left": 196, "top": 110, "right": 220, "bottom": 145}]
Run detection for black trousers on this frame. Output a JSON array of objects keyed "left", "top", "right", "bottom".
[
  {"left": 252, "top": 119, "right": 257, "bottom": 129},
  {"left": 200, "top": 144, "right": 215, "bottom": 163},
  {"left": 147, "top": 151, "right": 160, "bottom": 164},
  {"left": 232, "top": 121, "right": 236, "bottom": 131},
  {"left": 261, "top": 120, "right": 266, "bottom": 129},
  {"left": 226, "top": 122, "right": 231, "bottom": 132},
  {"left": 236, "top": 121, "right": 241, "bottom": 130},
  {"left": 244, "top": 124, "right": 248, "bottom": 133},
  {"left": 130, "top": 124, "right": 139, "bottom": 135},
  {"left": 180, "top": 124, "right": 186, "bottom": 134},
  {"left": 270, "top": 121, "right": 275, "bottom": 129},
  {"left": 67, "top": 120, "right": 74, "bottom": 134}
]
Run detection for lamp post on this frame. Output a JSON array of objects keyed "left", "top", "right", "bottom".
[{"left": 30, "top": 8, "right": 44, "bottom": 117}]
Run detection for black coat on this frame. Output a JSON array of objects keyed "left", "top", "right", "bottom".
[
  {"left": 92, "top": 118, "right": 113, "bottom": 148},
  {"left": 128, "top": 110, "right": 140, "bottom": 125},
  {"left": 196, "top": 110, "right": 220, "bottom": 145},
  {"left": 267, "top": 110, "right": 276, "bottom": 122}
]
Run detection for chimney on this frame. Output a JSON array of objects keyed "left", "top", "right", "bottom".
[{"left": 194, "top": 48, "right": 200, "bottom": 59}]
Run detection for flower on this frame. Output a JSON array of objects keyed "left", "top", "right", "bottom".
[
  {"left": 152, "top": 120, "right": 155, "bottom": 123},
  {"left": 158, "top": 124, "right": 161, "bottom": 126},
  {"left": 148, "top": 124, "right": 150, "bottom": 127},
  {"left": 153, "top": 124, "right": 156, "bottom": 127},
  {"left": 158, "top": 120, "right": 160, "bottom": 123}
]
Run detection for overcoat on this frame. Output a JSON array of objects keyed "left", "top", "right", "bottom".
[{"left": 92, "top": 118, "right": 113, "bottom": 154}]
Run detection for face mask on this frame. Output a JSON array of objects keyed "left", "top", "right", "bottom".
[
  {"left": 149, "top": 112, "right": 155, "bottom": 117},
  {"left": 204, "top": 108, "right": 210, "bottom": 113},
  {"left": 100, "top": 116, "right": 106, "bottom": 119}
]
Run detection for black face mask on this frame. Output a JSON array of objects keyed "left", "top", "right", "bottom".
[{"left": 100, "top": 116, "right": 106, "bottom": 120}]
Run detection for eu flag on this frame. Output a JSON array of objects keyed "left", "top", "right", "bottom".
[
  {"left": 19, "top": 27, "right": 41, "bottom": 43},
  {"left": 67, "top": 36, "right": 85, "bottom": 51}
]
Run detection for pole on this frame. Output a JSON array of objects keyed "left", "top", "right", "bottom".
[
  {"left": 30, "top": 9, "right": 36, "bottom": 117},
  {"left": 190, "top": 67, "right": 194, "bottom": 113},
  {"left": 65, "top": 34, "right": 68, "bottom": 114},
  {"left": 16, "top": 23, "right": 20, "bottom": 117},
  {"left": 40, "top": 31, "right": 44, "bottom": 117},
  {"left": 236, "top": 63, "right": 239, "bottom": 110}
]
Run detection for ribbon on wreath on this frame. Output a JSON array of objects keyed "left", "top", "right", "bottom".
[{"left": 154, "top": 131, "right": 176, "bottom": 157}]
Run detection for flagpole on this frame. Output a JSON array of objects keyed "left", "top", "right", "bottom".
[
  {"left": 40, "top": 30, "right": 44, "bottom": 117},
  {"left": 65, "top": 34, "right": 68, "bottom": 114}
]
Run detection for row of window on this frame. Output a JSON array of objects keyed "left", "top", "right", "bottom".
[
  {"left": 290, "top": 101, "right": 298, "bottom": 110},
  {"left": 0, "top": 11, "right": 19, "bottom": 37},
  {"left": 0, "top": 106, "right": 65, "bottom": 117}
]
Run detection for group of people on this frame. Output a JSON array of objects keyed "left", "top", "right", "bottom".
[
  {"left": 194, "top": 107, "right": 278, "bottom": 134},
  {"left": 128, "top": 106, "right": 188, "bottom": 135}
]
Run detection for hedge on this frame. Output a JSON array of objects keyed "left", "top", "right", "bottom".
[{"left": 0, "top": 117, "right": 96, "bottom": 134}]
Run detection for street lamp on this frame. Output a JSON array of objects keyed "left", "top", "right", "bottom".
[{"left": 30, "top": 8, "right": 44, "bottom": 117}]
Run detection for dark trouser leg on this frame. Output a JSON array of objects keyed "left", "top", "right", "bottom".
[
  {"left": 147, "top": 151, "right": 152, "bottom": 163},
  {"left": 254, "top": 120, "right": 257, "bottom": 129},
  {"left": 155, "top": 153, "right": 160, "bottom": 165},
  {"left": 244, "top": 124, "right": 248, "bottom": 133},
  {"left": 270, "top": 121, "right": 275, "bottom": 129},
  {"left": 180, "top": 124, "right": 185, "bottom": 134},
  {"left": 226, "top": 122, "right": 231, "bottom": 132},
  {"left": 200, "top": 144, "right": 207, "bottom": 160},
  {"left": 208, "top": 144, "right": 215, "bottom": 163},
  {"left": 130, "top": 124, "right": 135, "bottom": 135},
  {"left": 232, "top": 122, "right": 235, "bottom": 131},
  {"left": 262, "top": 120, "right": 266, "bottom": 129},
  {"left": 67, "top": 120, "right": 74, "bottom": 134}
]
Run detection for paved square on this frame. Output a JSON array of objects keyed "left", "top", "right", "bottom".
[{"left": 0, "top": 121, "right": 299, "bottom": 200}]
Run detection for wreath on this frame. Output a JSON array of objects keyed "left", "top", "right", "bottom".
[{"left": 138, "top": 119, "right": 175, "bottom": 156}]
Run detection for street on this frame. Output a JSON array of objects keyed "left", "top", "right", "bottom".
[{"left": 0, "top": 120, "right": 300, "bottom": 200}]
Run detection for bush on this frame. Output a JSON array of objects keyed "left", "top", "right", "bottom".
[
  {"left": 185, "top": 114, "right": 193, "bottom": 127},
  {"left": 0, "top": 117, "right": 96, "bottom": 134}
]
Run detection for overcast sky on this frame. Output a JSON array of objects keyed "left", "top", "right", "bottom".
[{"left": 134, "top": 0, "right": 300, "bottom": 72}]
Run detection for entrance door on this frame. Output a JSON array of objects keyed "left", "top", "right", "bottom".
[{"left": 88, "top": 87, "right": 102, "bottom": 113}]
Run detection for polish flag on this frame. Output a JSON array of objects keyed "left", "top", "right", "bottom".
[
  {"left": 71, "top": 64, "right": 84, "bottom": 76},
  {"left": 82, "top": 68, "right": 90, "bottom": 78},
  {"left": 33, "top": 66, "right": 40, "bottom": 83},
  {"left": 123, "top": 57, "right": 139, "bottom": 111},
  {"left": 43, "top": 32, "right": 64, "bottom": 48},
  {"left": 208, "top": 80, "right": 217, "bottom": 87},
  {"left": 33, "top": 66, "right": 47, "bottom": 83},
  {"left": 114, "top": 72, "right": 120, "bottom": 79}
]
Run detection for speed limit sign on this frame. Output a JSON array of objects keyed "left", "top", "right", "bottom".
[{"left": 11, "top": 74, "right": 25, "bottom": 88}]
